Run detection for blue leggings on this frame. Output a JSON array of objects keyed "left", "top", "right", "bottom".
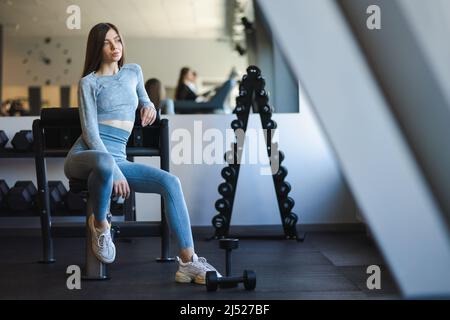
[{"left": 63, "top": 124, "right": 194, "bottom": 250}]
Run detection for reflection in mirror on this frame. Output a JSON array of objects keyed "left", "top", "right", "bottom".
[{"left": 0, "top": 0, "right": 297, "bottom": 116}]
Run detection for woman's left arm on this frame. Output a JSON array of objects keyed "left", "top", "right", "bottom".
[{"left": 135, "top": 64, "right": 157, "bottom": 126}]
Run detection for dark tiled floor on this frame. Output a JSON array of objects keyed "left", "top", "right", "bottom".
[{"left": 0, "top": 232, "right": 400, "bottom": 300}]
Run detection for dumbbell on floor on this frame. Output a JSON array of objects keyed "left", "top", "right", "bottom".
[
  {"left": 206, "top": 270, "right": 256, "bottom": 292},
  {"left": 205, "top": 238, "right": 257, "bottom": 292}
]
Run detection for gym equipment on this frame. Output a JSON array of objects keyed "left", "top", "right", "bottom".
[
  {"left": 206, "top": 270, "right": 257, "bottom": 292},
  {"left": 11, "top": 130, "right": 34, "bottom": 152},
  {"left": 218, "top": 182, "right": 233, "bottom": 197},
  {"left": 224, "top": 150, "right": 237, "bottom": 165},
  {"left": 206, "top": 238, "right": 256, "bottom": 292},
  {"left": 273, "top": 150, "right": 285, "bottom": 164},
  {"left": 221, "top": 166, "right": 236, "bottom": 182},
  {"left": 211, "top": 66, "right": 303, "bottom": 240},
  {"left": 231, "top": 119, "right": 244, "bottom": 130},
  {"left": 260, "top": 104, "right": 273, "bottom": 114},
  {"left": 274, "top": 166, "right": 288, "bottom": 182},
  {"left": 48, "top": 180, "right": 67, "bottom": 213},
  {"left": 277, "top": 181, "right": 291, "bottom": 198},
  {"left": 33, "top": 107, "right": 174, "bottom": 270},
  {"left": 110, "top": 195, "right": 126, "bottom": 216},
  {"left": 234, "top": 104, "right": 247, "bottom": 115},
  {"left": 220, "top": 238, "right": 239, "bottom": 277},
  {"left": 7, "top": 181, "right": 37, "bottom": 211},
  {"left": 215, "top": 198, "right": 231, "bottom": 213},
  {"left": 65, "top": 190, "right": 86, "bottom": 213},
  {"left": 284, "top": 213, "right": 298, "bottom": 228},
  {"left": 0, "top": 180, "right": 10, "bottom": 209},
  {"left": 44, "top": 127, "right": 81, "bottom": 150},
  {"left": 212, "top": 214, "right": 228, "bottom": 229},
  {"left": 263, "top": 119, "right": 277, "bottom": 130},
  {"left": 0, "top": 131, "right": 8, "bottom": 148},
  {"left": 281, "top": 197, "right": 295, "bottom": 213},
  {"left": 64, "top": 187, "right": 124, "bottom": 216}
]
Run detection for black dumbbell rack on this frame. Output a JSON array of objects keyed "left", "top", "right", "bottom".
[{"left": 212, "top": 66, "right": 303, "bottom": 241}]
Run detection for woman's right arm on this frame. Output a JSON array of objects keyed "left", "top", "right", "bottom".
[{"left": 78, "top": 78, "right": 126, "bottom": 181}]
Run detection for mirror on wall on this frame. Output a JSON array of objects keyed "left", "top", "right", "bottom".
[{"left": 0, "top": 0, "right": 298, "bottom": 116}]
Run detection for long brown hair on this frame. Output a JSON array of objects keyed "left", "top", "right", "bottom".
[
  {"left": 145, "top": 78, "right": 162, "bottom": 109},
  {"left": 81, "top": 22, "right": 125, "bottom": 78},
  {"left": 174, "top": 67, "right": 190, "bottom": 100}
]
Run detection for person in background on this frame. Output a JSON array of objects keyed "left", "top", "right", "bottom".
[
  {"left": 174, "top": 67, "right": 197, "bottom": 101},
  {"left": 189, "top": 71, "right": 199, "bottom": 94},
  {"left": 8, "top": 100, "right": 29, "bottom": 116},
  {"left": 174, "top": 67, "right": 210, "bottom": 102},
  {"left": 0, "top": 100, "right": 10, "bottom": 116},
  {"left": 145, "top": 78, "right": 175, "bottom": 115}
]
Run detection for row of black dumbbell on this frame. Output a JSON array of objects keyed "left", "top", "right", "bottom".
[
  {"left": 214, "top": 182, "right": 294, "bottom": 217},
  {"left": 0, "top": 130, "right": 34, "bottom": 152},
  {"left": 214, "top": 160, "right": 297, "bottom": 229},
  {"left": 218, "top": 163, "right": 291, "bottom": 199},
  {"left": 0, "top": 180, "right": 84, "bottom": 215},
  {"left": 212, "top": 166, "right": 237, "bottom": 230},
  {"left": 232, "top": 91, "right": 276, "bottom": 131},
  {"left": 211, "top": 211, "right": 298, "bottom": 234},
  {"left": 220, "top": 150, "right": 290, "bottom": 193},
  {"left": 211, "top": 210, "right": 299, "bottom": 234},
  {"left": 0, "top": 128, "right": 157, "bottom": 152},
  {"left": 0, "top": 180, "right": 124, "bottom": 216},
  {"left": 268, "top": 150, "right": 298, "bottom": 230}
]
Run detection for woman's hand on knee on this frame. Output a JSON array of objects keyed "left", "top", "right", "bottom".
[{"left": 113, "top": 179, "right": 130, "bottom": 199}]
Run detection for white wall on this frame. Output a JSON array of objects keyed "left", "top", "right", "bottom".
[
  {"left": 0, "top": 111, "right": 358, "bottom": 226},
  {"left": 2, "top": 35, "right": 247, "bottom": 88}
]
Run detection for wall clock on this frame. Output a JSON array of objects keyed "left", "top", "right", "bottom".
[{"left": 22, "top": 37, "right": 72, "bottom": 85}]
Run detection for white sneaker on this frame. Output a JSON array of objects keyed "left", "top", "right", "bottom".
[
  {"left": 88, "top": 214, "right": 116, "bottom": 264},
  {"left": 175, "top": 254, "right": 222, "bottom": 284}
]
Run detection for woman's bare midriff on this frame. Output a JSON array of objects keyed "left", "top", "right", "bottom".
[{"left": 99, "top": 120, "right": 134, "bottom": 133}]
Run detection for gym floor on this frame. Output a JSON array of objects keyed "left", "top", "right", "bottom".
[{"left": 0, "top": 229, "right": 400, "bottom": 300}]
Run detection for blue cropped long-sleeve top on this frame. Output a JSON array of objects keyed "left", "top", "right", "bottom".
[{"left": 77, "top": 63, "right": 155, "bottom": 180}]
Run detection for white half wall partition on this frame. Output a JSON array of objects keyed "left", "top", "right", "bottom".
[
  {"left": 256, "top": 0, "right": 450, "bottom": 297},
  {"left": 0, "top": 112, "right": 358, "bottom": 228}
]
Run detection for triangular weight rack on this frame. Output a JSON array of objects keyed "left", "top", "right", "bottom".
[{"left": 211, "top": 66, "right": 305, "bottom": 241}]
